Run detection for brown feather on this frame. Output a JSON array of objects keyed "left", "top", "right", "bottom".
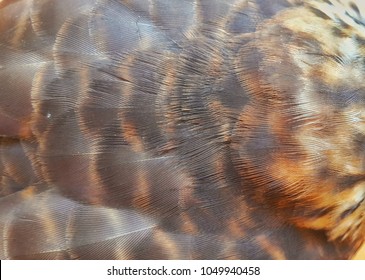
[{"left": 0, "top": 0, "right": 364, "bottom": 259}]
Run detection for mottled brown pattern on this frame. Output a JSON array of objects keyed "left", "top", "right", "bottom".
[{"left": 0, "top": 0, "right": 364, "bottom": 259}]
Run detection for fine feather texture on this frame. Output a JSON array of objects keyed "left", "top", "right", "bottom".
[{"left": 0, "top": 0, "right": 365, "bottom": 259}]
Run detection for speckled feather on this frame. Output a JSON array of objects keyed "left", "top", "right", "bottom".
[{"left": 0, "top": 0, "right": 364, "bottom": 259}]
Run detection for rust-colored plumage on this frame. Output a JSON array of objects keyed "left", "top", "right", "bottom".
[{"left": 0, "top": 0, "right": 364, "bottom": 259}]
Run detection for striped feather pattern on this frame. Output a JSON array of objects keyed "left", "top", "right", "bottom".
[{"left": 0, "top": 0, "right": 364, "bottom": 259}]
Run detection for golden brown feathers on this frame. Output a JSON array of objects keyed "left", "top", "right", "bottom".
[{"left": 0, "top": 0, "right": 364, "bottom": 259}]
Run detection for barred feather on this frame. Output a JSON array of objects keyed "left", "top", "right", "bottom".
[{"left": 0, "top": 0, "right": 364, "bottom": 259}]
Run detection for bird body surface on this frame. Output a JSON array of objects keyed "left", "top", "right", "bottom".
[{"left": 0, "top": 0, "right": 365, "bottom": 259}]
